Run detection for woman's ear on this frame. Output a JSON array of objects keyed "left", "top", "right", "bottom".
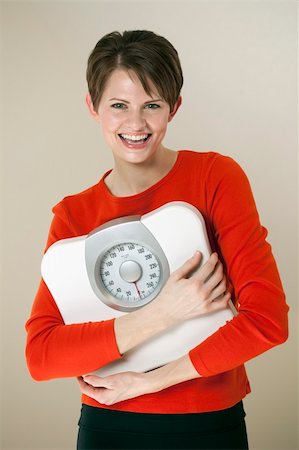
[
  {"left": 168, "top": 96, "right": 182, "bottom": 122},
  {"left": 86, "top": 94, "right": 100, "bottom": 122}
]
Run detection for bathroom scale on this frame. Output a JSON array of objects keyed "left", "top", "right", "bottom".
[{"left": 41, "top": 201, "right": 237, "bottom": 376}]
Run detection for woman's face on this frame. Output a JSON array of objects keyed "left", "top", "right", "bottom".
[{"left": 87, "top": 69, "right": 181, "bottom": 166}]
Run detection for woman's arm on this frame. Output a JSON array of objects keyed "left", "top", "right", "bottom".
[
  {"left": 188, "top": 155, "right": 289, "bottom": 377},
  {"left": 26, "top": 203, "right": 229, "bottom": 380},
  {"left": 78, "top": 354, "right": 200, "bottom": 406},
  {"left": 114, "top": 251, "right": 229, "bottom": 354}
]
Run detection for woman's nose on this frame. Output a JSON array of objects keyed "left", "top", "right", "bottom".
[{"left": 126, "top": 110, "right": 146, "bottom": 130}]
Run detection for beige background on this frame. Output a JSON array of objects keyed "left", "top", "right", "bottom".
[{"left": 1, "top": 1, "right": 298, "bottom": 449}]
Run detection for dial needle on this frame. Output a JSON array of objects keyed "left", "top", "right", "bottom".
[{"left": 134, "top": 282, "right": 141, "bottom": 298}]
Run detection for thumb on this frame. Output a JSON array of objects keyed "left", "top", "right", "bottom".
[
  {"left": 173, "top": 251, "right": 202, "bottom": 279},
  {"left": 83, "top": 375, "right": 112, "bottom": 388}
]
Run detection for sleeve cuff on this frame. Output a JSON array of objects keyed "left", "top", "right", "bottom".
[
  {"left": 103, "top": 318, "right": 122, "bottom": 363},
  {"left": 189, "top": 348, "right": 214, "bottom": 377}
]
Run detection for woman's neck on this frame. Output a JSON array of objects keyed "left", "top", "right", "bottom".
[{"left": 105, "top": 148, "right": 178, "bottom": 197}]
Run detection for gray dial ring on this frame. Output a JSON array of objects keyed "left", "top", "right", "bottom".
[{"left": 85, "top": 218, "right": 170, "bottom": 312}]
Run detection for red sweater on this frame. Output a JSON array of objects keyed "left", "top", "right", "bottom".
[{"left": 25, "top": 150, "right": 288, "bottom": 413}]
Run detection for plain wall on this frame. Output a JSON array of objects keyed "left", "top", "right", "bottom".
[{"left": 1, "top": 1, "right": 298, "bottom": 449}]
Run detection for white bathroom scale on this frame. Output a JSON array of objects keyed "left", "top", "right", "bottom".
[{"left": 41, "top": 201, "right": 236, "bottom": 376}]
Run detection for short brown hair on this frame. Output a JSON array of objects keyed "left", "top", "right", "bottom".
[{"left": 86, "top": 30, "right": 183, "bottom": 112}]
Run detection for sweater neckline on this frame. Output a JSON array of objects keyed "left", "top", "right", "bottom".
[{"left": 99, "top": 150, "right": 184, "bottom": 204}]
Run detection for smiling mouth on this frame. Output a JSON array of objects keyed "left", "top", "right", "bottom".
[{"left": 119, "top": 133, "right": 151, "bottom": 144}]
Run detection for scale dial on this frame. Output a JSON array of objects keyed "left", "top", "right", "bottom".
[
  {"left": 85, "top": 217, "right": 170, "bottom": 312},
  {"left": 100, "top": 242, "right": 161, "bottom": 304}
]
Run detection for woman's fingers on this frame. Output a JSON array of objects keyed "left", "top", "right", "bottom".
[
  {"left": 77, "top": 377, "right": 96, "bottom": 394},
  {"left": 82, "top": 375, "right": 105, "bottom": 387},
  {"left": 77, "top": 377, "right": 109, "bottom": 404},
  {"left": 172, "top": 251, "right": 203, "bottom": 279},
  {"left": 209, "top": 278, "right": 227, "bottom": 300},
  {"left": 194, "top": 253, "right": 219, "bottom": 283},
  {"left": 209, "top": 292, "right": 231, "bottom": 311},
  {"left": 204, "top": 261, "right": 224, "bottom": 289}
]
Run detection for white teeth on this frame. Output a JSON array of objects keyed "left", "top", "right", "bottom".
[{"left": 120, "top": 134, "right": 149, "bottom": 141}]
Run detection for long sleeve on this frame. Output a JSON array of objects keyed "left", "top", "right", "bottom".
[
  {"left": 189, "top": 155, "right": 289, "bottom": 376},
  {"left": 25, "top": 202, "right": 122, "bottom": 381}
]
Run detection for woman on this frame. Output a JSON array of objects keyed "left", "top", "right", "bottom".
[{"left": 26, "top": 30, "right": 289, "bottom": 449}]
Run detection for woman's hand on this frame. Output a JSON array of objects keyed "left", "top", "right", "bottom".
[
  {"left": 77, "top": 372, "right": 150, "bottom": 406},
  {"left": 77, "top": 355, "right": 200, "bottom": 405},
  {"left": 114, "top": 252, "right": 230, "bottom": 355},
  {"left": 150, "top": 252, "right": 230, "bottom": 325}
]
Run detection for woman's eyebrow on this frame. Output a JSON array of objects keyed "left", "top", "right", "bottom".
[
  {"left": 109, "top": 97, "right": 129, "bottom": 103},
  {"left": 108, "top": 97, "right": 163, "bottom": 103},
  {"left": 144, "top": 99, "right": 163, "bottom": 104}
]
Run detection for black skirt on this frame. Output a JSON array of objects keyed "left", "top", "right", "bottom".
[{"left": 77, "top": 401, "right": 249, "bottom": 450}]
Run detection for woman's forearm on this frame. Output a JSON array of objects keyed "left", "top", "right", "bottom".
[
  {"left": 114, "top": 301, "right": 171, "bottom": 354},
  {"left": 144, "top": 354, "right": 201, "bottom": 393}
]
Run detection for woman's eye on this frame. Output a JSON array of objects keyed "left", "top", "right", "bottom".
[
  {"left": 145, "top": 104, "right": 160, "bottom": 109},
  {"left": 111, "top": 103, "right": 126, "bottom": 109}
]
